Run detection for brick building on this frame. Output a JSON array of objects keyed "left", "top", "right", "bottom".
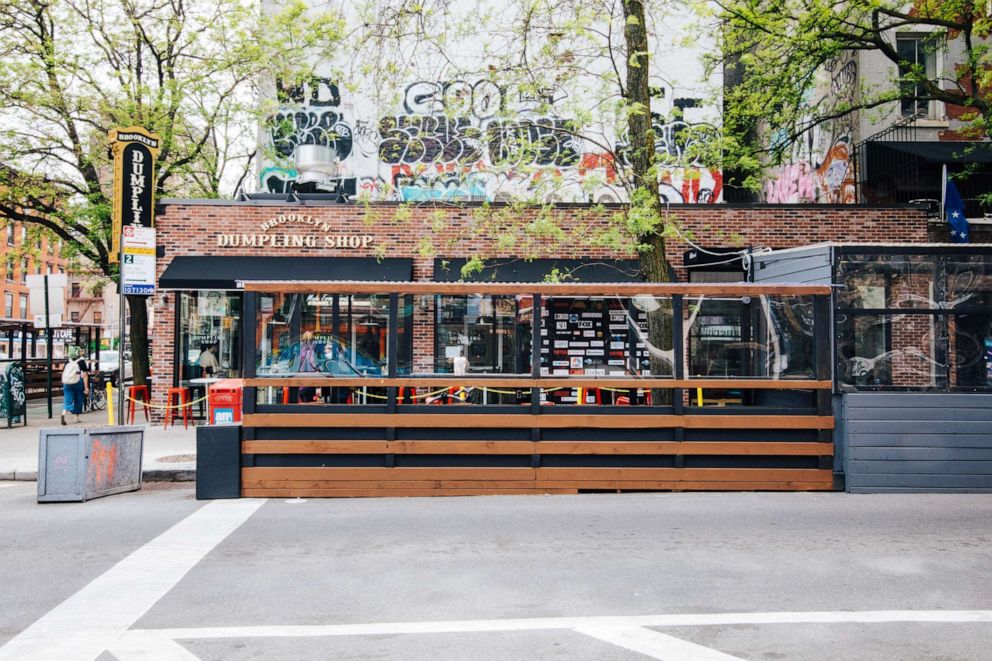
[
  {"left": 0, "top": 223, "right": 69, "bottom": 358},
  {"left": 148, "top": 199, "right": 927, "bottom": 415}
]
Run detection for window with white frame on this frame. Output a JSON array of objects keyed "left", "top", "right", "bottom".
[{"left": 896, "top": 35, "right": 939, "bottom": 119}]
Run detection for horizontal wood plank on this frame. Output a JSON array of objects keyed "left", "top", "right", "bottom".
[
  {"left": 242, "top": 440, "right": 834, "bottom": 456},
  {"left": 242, "top": 280, "right": 831, "bottom": 296},
  {"left": 242, "top": 466, "right": 833, "bottom": 485},
  {"left": 533, "top": 467, "right": 833, "bottom": 483},
  {"left": 242, "top": 488, "right": 580, "bottom": 497},
  {"left": 245, "top": 377, "right": 830, "bottom": 390},
  {"left": 242, "top": 413, "right": 835, "bottom": 430},
  {"left": 243, "top": 467, "right": 537, "bottom": 482}
]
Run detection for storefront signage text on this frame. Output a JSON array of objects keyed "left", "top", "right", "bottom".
[
  {"left": 217, "top": 214, "right": 373, "bottom": 249},
  {"left": 109, "top": 126, "right": 160, "bottom": 262}
]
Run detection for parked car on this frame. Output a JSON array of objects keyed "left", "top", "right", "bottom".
[{"left": 89, "top": 350, "right": 133, "bottom": 385}]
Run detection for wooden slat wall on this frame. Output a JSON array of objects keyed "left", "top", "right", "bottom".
[
  {"left": 843, "top": 393, "right": 992, "bottom": 493},
  {"left": 242, "top": 467, "right": 834, "bottom": 497},
  {"left": 241, "top": 410, "right": 836, "bottom": 496}
]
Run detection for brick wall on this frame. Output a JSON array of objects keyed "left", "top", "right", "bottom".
[{"left": 150, "top": 201, "right": 927, "bottom": 415}]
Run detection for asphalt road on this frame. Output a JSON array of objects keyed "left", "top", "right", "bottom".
[{"left": 1, "top": 482, "right": 990, "bottom": 660}]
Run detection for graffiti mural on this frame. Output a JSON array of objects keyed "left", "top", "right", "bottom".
[
  {"left": 765, "top": 52, "right": 859, "bottom": 204},
  {"left": 260, "top": 78, "right": 722, "bottom": 203}
]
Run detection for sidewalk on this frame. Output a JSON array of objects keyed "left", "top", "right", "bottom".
[{"left": 0, "top": 395, "right": 197, "bottom": 481}]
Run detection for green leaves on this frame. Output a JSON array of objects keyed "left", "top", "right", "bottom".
[{"left": 0, "top": 0, "right": 346, "bottom": 276}]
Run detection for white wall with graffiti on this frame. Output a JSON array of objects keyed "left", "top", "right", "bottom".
[
  {"left": 257, "top": 0, "right": 723, "bottom": 204},
  {"left": 763, "top": 52, "right": 859, "bottom": 204}
]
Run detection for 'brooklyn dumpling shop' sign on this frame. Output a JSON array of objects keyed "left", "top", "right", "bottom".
[{"left": 217, "top": 214, "right": 374, "bottom": 249}]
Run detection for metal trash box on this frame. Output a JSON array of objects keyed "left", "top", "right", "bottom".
[{"left": 38, "top": 426, "right": 144, "bottom": 502}]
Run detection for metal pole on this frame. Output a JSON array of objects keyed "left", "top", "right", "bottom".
[
  {"left": 118, "top": 239, "right": 126, "bottom": 425},
  {"left": 44, "top": 274, "right": 52, "bottom": 418}
]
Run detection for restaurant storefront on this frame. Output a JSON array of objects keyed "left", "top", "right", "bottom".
[{"left": 151, "top": 199, "right": 927, "bottom": 418}]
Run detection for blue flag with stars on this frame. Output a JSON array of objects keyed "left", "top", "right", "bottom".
[{"left": 945, "top": 177, "right": 969, "bottom": 243}]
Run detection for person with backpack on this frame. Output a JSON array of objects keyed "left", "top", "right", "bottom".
[{"left": 61, "top": 346, "right": 89, "bottom": 425}]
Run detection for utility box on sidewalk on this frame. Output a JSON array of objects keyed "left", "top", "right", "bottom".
[
  {"left": 207, "top": 379, "right": 243, "bottom": 425},
  {"left": 38, "top": 426, "right": 144, "bottom": 502}
]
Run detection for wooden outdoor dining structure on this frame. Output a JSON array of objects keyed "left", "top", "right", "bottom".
[{"left": 235, "top": 280, "right": 836, "bottom": 498}]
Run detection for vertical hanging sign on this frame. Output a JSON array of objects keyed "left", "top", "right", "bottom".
[{"left": 109, "top": 126, "right": 161, "bottom": 263}]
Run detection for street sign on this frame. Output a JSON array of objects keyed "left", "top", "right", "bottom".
[
  {"left": 27, "top": 274, "right": 67, "bottom": 316},
  {"left": 121, "top": 226, "right": 156, "bottom": 296},
  {"left": 109, "top": 127, "right": 160, "bottom": 262},
  {"left": 33, "top": 313, "right": 63, "bottom": 329}
]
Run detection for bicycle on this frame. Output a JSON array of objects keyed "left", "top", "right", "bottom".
[{"left": 85, "top": 373, "right": 107, "bottom": 411}]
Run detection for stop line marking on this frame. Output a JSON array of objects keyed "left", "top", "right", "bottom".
[
  {"left": 132, "top": 609, "right": 992, "bottom": 640},
  {"left": 108, "top": 609, "right": 992, "bottom": 660}
]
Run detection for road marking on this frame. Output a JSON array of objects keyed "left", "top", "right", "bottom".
[
  {"left": 107, "top": 630, "right": 200, "bottom": 661},
  {"left": 576, "top": 625, "right": 744, "bottom": 660},
  {"left": 0, "top": 498, "right": 265, "bottom": 661},
  {"left": 139, "top": 609, "right": 992, "bottom": 640}
]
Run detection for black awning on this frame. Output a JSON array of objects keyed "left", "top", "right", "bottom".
[
  {"left": 869, "top": 141, "right": 992, "bottom": 164},
  {"left": 159, "top": 256, "right": 413, "bottom": 290},
  {"left": 434, "top": 258, "right": 641, "bottom": 282}
]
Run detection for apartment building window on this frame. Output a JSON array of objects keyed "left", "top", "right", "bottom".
[
  {"left": 70, "top": 311, "right": 80, "bottom": 322},
  {"left": 71, "top": 283, "right": 82, "bottom": 298},
  {"left": 35, "top": 263, "right": 41, "bottom": 275},
  {"left": 4, "top": 293, "right": 12, "bottom": 318},
  {"left": 5, "top": 260, "right": 13, "bottom": 282},
  {"left": 93, "top": 311, "right": 102, "bottom": 324},
  {"left": 897, "top": 35, "right": 938, "bottom": 118},
  {"left": 6, "top": 226, "right": 13, "bottom": 246},
  {"left": 47, "top": 265, "right": 53, "bottom": 275},
  {"left": 21, "top": 260, "right": 27, "bottom": 283},
  {"left": 21, "top": 226, "right": 27, "bottom": 242},
  {"left": 19, "top": 294, "right": 27, "bottom": 319}
]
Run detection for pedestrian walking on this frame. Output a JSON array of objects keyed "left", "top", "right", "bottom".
[{"left": 61, "top": 346, "right": 89, "bottom": 425}]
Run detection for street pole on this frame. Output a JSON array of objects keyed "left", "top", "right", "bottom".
[
  {"left": 118, "top": 239, "right": 126, "bottom": 425},
  {"left": 44, "top": 274, "right": 52, "bottom": 419}
]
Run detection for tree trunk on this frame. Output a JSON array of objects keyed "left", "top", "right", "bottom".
[
  {"left": 623, "top": 0, "right": 675, "bottom": 400},
  {"left": 127, "top": 295, "right": 151, "bottom": 387}
]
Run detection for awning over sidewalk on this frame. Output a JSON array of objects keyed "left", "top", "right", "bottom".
[{"left": 159, "top": 257, "right": 414, "bottom": 290}]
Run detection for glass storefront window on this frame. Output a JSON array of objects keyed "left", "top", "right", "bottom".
[
  {"left": 255, "top": 293, "right": 411, "bottom": 376},
  {"left": 435, "top": 294, "right": 531, "bottom": 375},
  {"left": 177, "top": 291, "right": 242, "bottom": 383},
  {"left": 686, "top": 295, "right": 815, "bottom": 380},
  {"left": 836, "top": 254, "right": 935, "bottom": 309}
]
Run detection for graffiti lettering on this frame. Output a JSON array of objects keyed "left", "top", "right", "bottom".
[
  {"left": 277, "top": 77, "right": 341, "bottom": 107},
  {"left": 260, "top": 78, "right": 722, "bottom": 203},
  {"left": 268, "top": 109, "right": 353, "bottom": 162},
  {"left": 378, "top": 115, "right": 482, "bottom": 165},
  {"left": 488, "top": 119, "right": 580, "bottom": 167}
]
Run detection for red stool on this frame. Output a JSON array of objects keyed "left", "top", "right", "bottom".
[
  {"left": 127, "top": 385, "right": 150, "bottom": 423},
  {"left": 164, "top": 387, "right": 192, "bottom": 429}
]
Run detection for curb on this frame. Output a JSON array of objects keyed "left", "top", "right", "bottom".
[
  {"left": 143, "top": 469, "right": 196, "bottom": 482},
  {"left": 0, "top": 470, "right": 195, "bottom": 483}
]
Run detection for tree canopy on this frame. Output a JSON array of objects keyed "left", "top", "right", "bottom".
[
  {"left": 0, "top": 0, "right": 345, "bottom": 382},
  {"left": 713, "top": 0, "right": 992, "bottom": 191}
]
